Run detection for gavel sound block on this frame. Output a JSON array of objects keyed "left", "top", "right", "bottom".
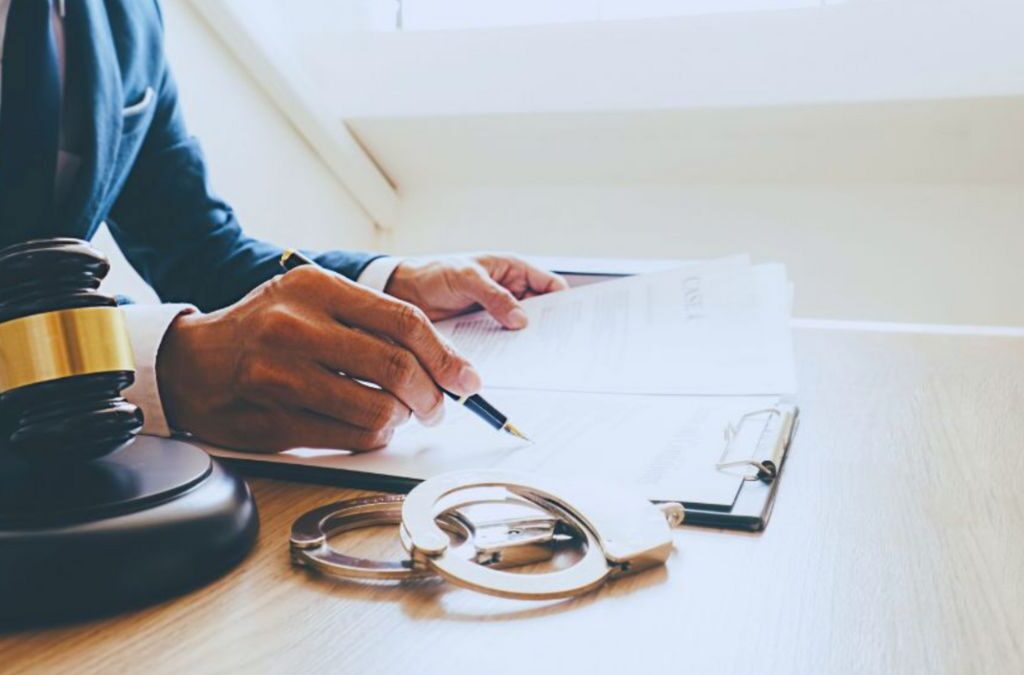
[{"left": 0, "top": 239, "right": 258, "bottom": 627}]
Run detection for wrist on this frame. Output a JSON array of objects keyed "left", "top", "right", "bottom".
[
  {"left": 120, "top": 303, "right": 197, "bottom": 437},
  {"left": 383, "top": 262, "right": 421, "bottom": 305},
  {"left": 155, "top": 310, "right": 207, "bottom": 433}
]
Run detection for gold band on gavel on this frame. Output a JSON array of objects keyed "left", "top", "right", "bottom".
[{"left": 0, "top": 306, "right": 135, "bottom": 395}]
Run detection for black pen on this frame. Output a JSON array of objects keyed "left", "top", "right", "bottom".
[{"left": 279, "top": 249, "right": 531, "bottom": 441}]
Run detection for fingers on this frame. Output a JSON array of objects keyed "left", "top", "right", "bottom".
[
  {"left": 224, "top": 405, "right": 398, "bottom": 453},
  {"left": 288, "top": 410, "right": 395, "bottom": 451},
  {"left": 474, "top": 254, "right": 568, "bottom": 303},
  {"left": 322, "top": 275, "right": 482, "bottom": 397},
  {"left": 248, "top": 305, "right": 447, "bottom": 424},
  {"left": 456, "top": 266, "right": 529, "bottom": 330},
  {"left": 521, "top": 262, "right": 570, "bottom": 294},
  {"left": 323, "top": 327, "right": 447, "bottom": 426},
  {"left": 295, "top": 363, "right": 414, "bottom": 431},
  {"left": 236, "top": 350, "right": 412, "bottom": 428}
]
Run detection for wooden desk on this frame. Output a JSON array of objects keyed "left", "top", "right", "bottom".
[{"left": 4, "top": 327, "right": 1023, "bottom": 674}]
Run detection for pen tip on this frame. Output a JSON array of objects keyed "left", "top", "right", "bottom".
[{"left": 503, "top": 423, "right": 531, "bottom": 443}]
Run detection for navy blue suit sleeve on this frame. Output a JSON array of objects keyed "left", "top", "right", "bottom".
[{"left": 106, "top": 18, "right": 381, "bottom": 312}]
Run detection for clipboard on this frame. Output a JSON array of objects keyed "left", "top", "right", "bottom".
[
  {"left": 212, "top": 261, "right": 799, "bottom": 532},
  {"left": 215, "top": 401, "right": 798, "bottom": 532}
]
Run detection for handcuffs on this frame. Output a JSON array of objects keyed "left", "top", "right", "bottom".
[{"left": 290, "top": 470, "right": 684, "bottom": 600}]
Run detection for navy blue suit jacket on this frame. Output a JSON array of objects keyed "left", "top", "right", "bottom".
[{"left": 7, "top": 0, "right": 379, "bottom": 311}]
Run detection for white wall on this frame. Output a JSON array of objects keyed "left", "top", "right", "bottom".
[
  {"left": 290, "top": 0, "right": 1024, "bottom": 117},
  {"left": 319, "top": 2, "right": 1023, "bottom": 326},
  {"left": 97, "top": 0, "right": 376, "bottom": 302},
  {"left": 386, "top": 184, "right": 1024, "bottom": 326},
  {"left": 104, "top": 0, "right": 1024, "bottom": 326},
  {"left": 353, "top": 103, "right": 1024, "bottom": 325}
]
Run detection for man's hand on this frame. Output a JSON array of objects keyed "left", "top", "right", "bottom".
[
  {"left": 385, "top": 254, "right": 569, "bottom": 329},
  {"left": 156, "top": 266, "right": 482, "bottom": 452}
]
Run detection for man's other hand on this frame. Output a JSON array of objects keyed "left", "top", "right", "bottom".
[
  {"left": 385, "top": 254, "right": 569, "bottom": 330},
  {"left": 156, "top": 266, "right": 482, "bottom": 452}
]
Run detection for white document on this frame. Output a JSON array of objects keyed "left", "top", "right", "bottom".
[
  {"left": 206, "top": 257, "right": 797, "bottom": 507},
  {"left": 210, "top": 390, "right": 783, "bottom": 505},
  {"left": 437, "top": 260, "right": 796, "bottom": 395}
]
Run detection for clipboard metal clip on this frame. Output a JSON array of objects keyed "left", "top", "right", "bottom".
[{"left": 717, "top": 407, "right": 789, "bottom": 484}]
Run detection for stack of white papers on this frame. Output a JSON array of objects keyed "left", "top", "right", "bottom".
[
  {"left": 439, "top": 257, "right": 795, "bottom": 395},
  {"left": 209, "top": 256, "right": 797, "bottom": 507}
]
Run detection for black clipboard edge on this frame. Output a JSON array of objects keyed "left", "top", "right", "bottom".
[{"left": 219, "top": 458, "right": 421, "bottom": 494}]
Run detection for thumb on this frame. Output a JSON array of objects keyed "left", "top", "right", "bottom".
[{"left": 461, "top": 267, "right": 528, "bottom": 329}]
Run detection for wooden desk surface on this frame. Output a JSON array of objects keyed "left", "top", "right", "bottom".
[{"left": 3, "top": 327, "right": 1023, "bottom": 675}]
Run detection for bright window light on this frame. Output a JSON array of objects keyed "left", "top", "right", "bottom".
[{"left": 341, "top": 0, "right": 851, "bottom": 32}]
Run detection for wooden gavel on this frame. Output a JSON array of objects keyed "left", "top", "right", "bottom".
[{"left": 0, "top": 238, "right": 143, "bottom": 461}]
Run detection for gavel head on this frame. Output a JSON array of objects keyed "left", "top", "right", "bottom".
[{"left": 0, "top": 238, "right": 143, "bottom": 462}]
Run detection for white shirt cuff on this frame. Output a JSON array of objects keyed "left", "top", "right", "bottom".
[
  {"left": 357, "top": 256, "right": 403, "bottom": 292},
  {"left": 121, "top": 303, "right": 196, "bottom": 437}
]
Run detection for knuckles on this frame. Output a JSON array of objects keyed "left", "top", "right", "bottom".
[
  {"left": 363, "top": 397, "right": 405, "bottom": 432},
  {"left": 392, "top": 302, "right": 430, "bottom": 338},
  {"left": 384, "top": 348, "right": 420, "bottom": 388},
  {"left": 271, "top": 264, "right": 359, "bottom": 304},
  {"left": 433, "top": 346, "right": 459, "bottom": 379},
  {"left": 390, "top": 303, "right": 463, "bottom": 377},
  {"left": 458, "top": 264, "right": 483, "bottom": 282},
  {"left": 236, "top": 356, "right": 294, "bottom": 399},
  {"left": 253, "top": 305, "right": 304, "bottom": 346},
  {"left": 278, "top": 264, "right": 328, "bottom": 290}
]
